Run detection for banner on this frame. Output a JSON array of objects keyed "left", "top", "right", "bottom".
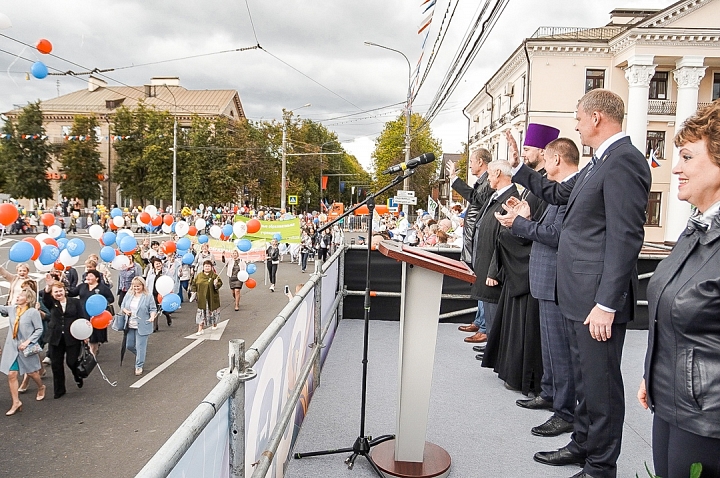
[
  {"left": 427, "top": 195, "right": 438, "bottom": 219},
  {"left": 321, "top": 176, "right": 328, "bottom": 190},
  {"left": 234, "top": 216, "right": 302, "bottom": 244}
]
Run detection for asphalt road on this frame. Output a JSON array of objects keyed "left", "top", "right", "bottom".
[{"left": 0, "top": 231, "right": 312, "bottom": 478}]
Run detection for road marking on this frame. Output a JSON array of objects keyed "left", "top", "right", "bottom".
[{"left": 183, "top": 319, "right": 229, "bottom": 341}]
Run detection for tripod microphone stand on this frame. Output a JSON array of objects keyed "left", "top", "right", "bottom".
[{"left": 294, "top": 169, "right": 415, "bottom": 476}]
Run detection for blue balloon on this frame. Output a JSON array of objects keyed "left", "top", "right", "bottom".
[
  {"left": 273, "top": 233, "right": 282, "bottom": 241},
  {"left": 118, "top": 235, "right": 137, "bottom": 253},
  {"left": 59, "top": 230, "right": 67, "bottom": 239},
  {"left": 237, "top": 239, "right": 252, "bottom": 252},
  {"left": 145, "top": 225, "right": 153, "bottom": 232},
  {"left": 85, "top": 294, "right": 108, "bottom": 317},
  {"left": 177, "top": 237, "right": 191, "bottom": 250},
  {"left": 176, "top": 249, "right": 188, "bottom": 257},
  {"left": 38, "top": 245, "right": 60, "bottom": 265},
  {"left": 161, "top": 293, "right": 181, "bottom": 313},
  {"left": 246, "top": 263, "right": 257, "bottom": 274},
  {"left": 222, "top": 224, "right": 233, "bottom": 237},
  {"left": 171, "top": 222, "right": 176, "bottom": 233},
  {"left": 102, "top": 232, "right": 116, "bottom": 246},
  {"left": 110, "top": 208, "right": 123, "bottom": 218},
  {"left": 99, "top": 246, "right": 116, "bottom": 263},
  {"left": 31, "top": 61, "right": 48, "bottom": 79},
  {"left": 56, "top": 238, "right": 69, "bottom": 251},
  {"left": 66, "top": 238, "right": 86, "bottom": 257},
  {"left": 182, "top": 252, "right": 195, "bottom": 265},
  {"left": 8, "top": 241, "right": 34, "bottom": 262},
  {"left": 198, "top": 235, "right": 209, "bottom": 244}
]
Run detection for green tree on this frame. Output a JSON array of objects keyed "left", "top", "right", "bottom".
[
  {"left": 456, "top": 142, "right": 469, "bottom": 182},
  {"left": 372, "top": 113, "right": 442, "bottom": 202},
  {"left": 58, "top": 115, "right": 103, "bottom": 203},
  {"left": 0, "top": 101, "right": 53, "bottom": 200}
]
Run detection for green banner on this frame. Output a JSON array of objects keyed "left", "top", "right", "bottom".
[{"left": 234, "top": 216, "right": 302, "bottom": 243}]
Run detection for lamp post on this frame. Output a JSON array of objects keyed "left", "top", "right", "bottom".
[
  {"left": 164, "top": 85, "right": 178, "bottom": 215},
  {"left": 281, "top": 103, "right": 311, "bottom": 211}
]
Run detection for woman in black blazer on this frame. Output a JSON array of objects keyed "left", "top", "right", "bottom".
[{"left": 638, "top": 101, "right": 720, "bottom": 477}]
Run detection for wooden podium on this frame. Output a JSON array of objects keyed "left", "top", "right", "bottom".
[{"left": 372, "top": 241, "right": 476, "bottom": 478}]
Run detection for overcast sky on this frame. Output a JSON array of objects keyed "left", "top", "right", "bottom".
[{"left": 0, "top": 0, "right": 664, "bottom": 171}]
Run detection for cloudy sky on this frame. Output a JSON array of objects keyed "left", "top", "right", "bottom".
[{"left": 0, "top": 0, "right": 663, "bottom": 171}]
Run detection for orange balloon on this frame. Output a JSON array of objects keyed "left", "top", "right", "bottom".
[
  {"left": 53, "top": 261, "right": 65, "bottom": 271},
  {"left": 245, "top": 278, "right": 257, "bottom": 289},
  {"left": 41, "top": 212, "right": 55, "bottom": 227},
  {"left": 163, "top": 214, "right": 174, "bottom": 226},
  {"left": 151, "top": 215, "right": 162, "bottom": 227},
  {"left": 124, "top": 248, "right": 136, "bottom": 256},
  {"left": 246, "top": 219, "right": 261, "bottom": 234},
  {"left": 22, "top": 238, "right": 41, "bottom": 260},
  {"left": 109, "top": 221, "right": 118, "bottom": 230},
  {"left": 161, "top": 241, "right": 176, "bottom": 254},
  {"left": 138, "top": 212, "right": 151, "bottom": 224},
  {"left": 115, "top": 248, "right": 121, "bottom": 256},
  {"left": 90, "top": 310, "right": 112, "bottom": 329},
  {"left": 0, "top": 204, "right": 19, "bottom": 227},
  {"left": 157, "top": 294, "right": 163, "bottom": 303},
  {"left": 42, "top": 237, "right": 58, "bottom": 247},
  {"left": 36, "top": 39, "right": 52, "bottom": 55},
  {"left": 188, "top": 226, "right": 198, "bottom": 236}
]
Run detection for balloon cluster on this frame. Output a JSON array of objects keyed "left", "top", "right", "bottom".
[
  {"left": 30, "top": 39, "right": 52, "bottom": 80},
  {"left": 70, "top": 293, "right": 113, "bottom": 340}
]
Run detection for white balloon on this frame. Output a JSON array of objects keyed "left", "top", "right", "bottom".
[
  {"left": 145, "top": 205, "right": 158, "bottom": 218},
  {"left": 48, "top": 224, "right": 62, "bottom": 238},
  {"left": 111, "top": 255, "right": 130, "bottom": 271},
  {"left": 198, "top": 203, "right": 205, "bottom": 211},
  {"left": 162, "top": 223, "right": 173, "bottom": 234},
  {"left": 195, "top": 218, "right": 206, "bottom": 230},
  {"left": 118, "top": 228, "right": 134, "bottom": 238},
  {"left": 35, "top": 233, "right": 51, "bottom": 243},
  {"left": 232, "top": 221, "right": 247, "bottom": 238},
  {"left": 89, "top": 224, "right": 104, "bottom": 240},
  {"left": 70, "top": 319, "right": 93, "bottom": 340},
  {"left": 136, "top": 214, "right": 145, "bottom": 226},
  {"left": 0, "top": 13, "right": 12, "bottom": 30},
  {"left": 237, "top": 270, "right": 249, "bottom": 282},
  {"left": 175, "top": 220, "right": 189, "bottom": 237},
  {"left": 155, "top": 275, "right": 174, "bottom": 296},
  {"left": 34, "top": 259, "right": 53, "bottom": 272},
  {"left": 112, "top": 216, "right": 124, "bottom": 228},
  {"left": 58, "top": 249, "right": 73, "bottom": 265},
  {"left": 209, "top": 225, "right": 222, "bottom": 239},
  {"left": 64, "top": 254, "right": 80, "bottom": 267}
]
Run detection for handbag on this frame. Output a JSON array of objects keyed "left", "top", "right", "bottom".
[
  {"left": 111, "top": 313, "right": 127, "bottom": 332},
  {"left": 76, "top": 343, "right": 97, "bottom": 379},
  {"left": 22, "top": 342, "right": 42, "bottom": 357}
]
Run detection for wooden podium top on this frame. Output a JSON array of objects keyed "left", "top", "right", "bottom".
[{"left": 377, "top": 240, "right": 476, "bottom": 284}]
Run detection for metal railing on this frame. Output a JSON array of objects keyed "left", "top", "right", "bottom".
[
  {"left": 530, "top": 26, "right": 626, "bottom": 40},
  {"left": 648, "top": 100, "right": 676, "bottom": 115}
]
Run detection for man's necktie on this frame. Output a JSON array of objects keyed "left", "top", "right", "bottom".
[{"left": 581, "top": 155, "right": 598, "bottom": 185}]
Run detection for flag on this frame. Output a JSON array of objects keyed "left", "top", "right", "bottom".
[
  {"left": 427, "top": 195, "right": 438, "bottom": 219},
  {"left": 650, "top": 149, "right": 661, "bottom": 168}
]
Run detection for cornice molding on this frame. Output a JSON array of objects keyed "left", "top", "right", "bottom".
[
  {"left": 488, "top": 50, "right": 527, "bottom": 91},
  {"left": 641, "top": 0, "right": 707, "bottom": 28}
]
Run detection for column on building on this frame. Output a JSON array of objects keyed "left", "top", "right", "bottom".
[
  {"left": 665, "top": 56, "right": 707, "bottom": 242},
  {"left": 624, "top": 55, "right": 656, "bottom": 151}
]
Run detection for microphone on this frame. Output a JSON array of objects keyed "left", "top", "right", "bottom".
[{"left": 382, "top": 153, "right": 435, "bottom": 175}]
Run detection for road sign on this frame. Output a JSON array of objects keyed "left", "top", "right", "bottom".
[
  {"left": 397, "top": 190, "right": 415, "bottom": 198},
  {"left": 288, "top": 195, "right": 298, "bottom": 205},
  {"left": 393, "top": 196, "right": 418, "bottom": 205},
  {"left": 387, "top": 197, "right": 399, "bottom": 212}
]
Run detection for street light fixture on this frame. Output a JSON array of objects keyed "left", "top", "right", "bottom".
[{"left": 281, "top": 103, "right": 311, "bottom": 211}]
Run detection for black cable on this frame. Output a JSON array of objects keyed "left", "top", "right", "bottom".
[
  {"left": 414, "top": 0, "right": 461, "bottom": 97},
  {"left": 244, "top": 0, "right": 261, "bottom": 45}
]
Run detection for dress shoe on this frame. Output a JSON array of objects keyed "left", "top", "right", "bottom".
[
  {"left": 504, "top": 382, "right": 520, "bottom": 391},
  {"left": 531, "top": 415, "right": 574, "bottom": 437},
  {"left": 5, "top": 402, "right": 22, "bottom": 416},
  {"left": 472, "top": 344, "right": 486, "bottom": 353},
  {"left": 75, "top": 377, "right": 83, "bottom": 389},
  {"left": 516, "top": 395, "right": 553, "bottom": 410},
  {"left": 570, "top": 472, "right": 596, "bottom": 478},
  {"left": 475, "top": 353, "right": 484, "bottom": 361},
  {"left": 533, "top": 446, "right": 585, "bottom": 467},
  {"left": 458, "top": 324, "right": 479, "bottom": 333},
  {"left": 464, "top": 332, "right": 487, "bottom": 343},
  {"left": 53, "top": 391, "right": 66, "bottom": 399}
]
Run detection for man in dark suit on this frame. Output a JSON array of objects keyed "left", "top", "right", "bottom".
[
  {"left": 497, "top": 137, "right": 579, "bottom": 437},
  {"left": 447, "top": 148, "right": 492, "bottom": 342},
  {"left": 506, "top": 89, "right": 651, "bottom": 478}
]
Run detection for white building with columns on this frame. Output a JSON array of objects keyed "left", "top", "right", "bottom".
[{"left": 463, "top": 0, "right": 720, "bottom": 243}]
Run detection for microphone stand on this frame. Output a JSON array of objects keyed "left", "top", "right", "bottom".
[{"left": 294, "top": 168, "right": 416, "bottom": 476}]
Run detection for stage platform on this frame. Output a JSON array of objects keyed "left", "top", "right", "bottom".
[{"left": 286, "top": 319, "right": 653, "bottom": 478}]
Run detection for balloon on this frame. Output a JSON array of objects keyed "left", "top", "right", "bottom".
[
  {"left": 0, "top": 13, "right": 12, "bottom": 30},
  {"left": 22, "top": 238, "right": 41, "bottom": 260},
  {"left": 66, "top": 238, "right": 85, "bottom": 257},
  {"left": 222, "top": 224, "right": 233, "bottom": 238},
  {"left": 38, "top": 245, "right": 60, "bottom": 265},
  {"left": 182, "top": 252, "right": 195, "bottom": 265},
  {"left": 110, "top": 207, "right": 123, "bottom": 218},
  {"left": 59, "top": 230, "right": 67, "bottom": 239},
  {"left": 195, "top": 218, "right": 206, "bottom": 230},
  {"left": 161, "top": 241, "right": 176, "bottom": 254},
  {"left": 0, "top": 203, "right": 18, "bottom": 226},
  {"left": 42, "top": 237, "right": 58, "bottom": 248},
  {"left": 151, "top": 215, "right": 163, "bottom": 227},
  {"left": 102, "top": 231, "right": 116, "bottom": 246},
  {"left": 209, "top": 225, "right": 222, "bottom": 239},
  {"left": 175, "top": 221, "right": 189, "bottom": 237},
  {"left": 245, "top": 278, "right": 257, "bottom": 289},
  {"left": 89, "top": 224, "right": 104, "bottom": 240},
  {"left": 58, "top": 249, "right": 79, "bottom": 267},
  {"left": 198, "top": 234, "right": 209, "bottom": 244},
  {"left": 111, "top": 255, "right": 130, "bottom": 271},
  {"left": 46, "top": 224, "right": 61, "bottom": 238},
  {"left": 90, "top": 310, "right": 112, "bottom": 330},
  {"left": 145, "top": 205, "right": 158, "bottom": 218},
  {"left": 31, "top": 61, "right": 48, "bottom": 79},
  {"left": 112, "top": 216, "right": 124, "bottom": 228},
  {"left": 155, "top": 276, "right": 174, "bottom": 296},
  {"left": 119, "top": 235, "right": 137, "bottom": 253},
  {"left": 246, "top": 263, "right": 257, "bottom": 274},
  {"left": 138, "top": 211, "right": 151, "bottom": 224},
  {"left": 34, "top": 259, "right": 53, "bottom": 272},
  {"left": 176, "top": 237, "right": 191, "bottom": 250},
  {"left": 161, "top": 293, "right": 181, "bottom": 313},
  {"left": 36, "top": 39, "right": 52, "bottom": 55},
  {"left": 237, "top": 239, "right": 252, "bottom": 252},
  {"left": 41, "top": 212, "right": 55, "bottom": 227},
  {"left": 99, "top": 246, "right": 116, "bottom": 262},
  {"left": 236, "top": 270, "right": 249, "bottom": 282},
  {"left": 56, "top": 237, "right": 68, "bottom": 251},
  {"left": 53, "top": 261, "right": 65, "bottom": 271},
  {"left": 246, "top": 218, "right": 261, "bottom": 234},
  {"left": 163, "top": 215, "right": 174, "bottom": 226},
  {"left": 70, "top": 319, "right": 93, "bottom": 340},
  {"left": 118, "top": 228, "right": 134, "bottom": 238},
  {"left": 273, "top": 233, "right": 282, "bottom": 241},
  {"left": 161, "top": 223, "right": 172, "bottom": 234},
  {"left": 85, "top": 294, "right": 108, "bottom": 317},
  {"left": 35, "top": 233, "right": 50, "bottom": 244},
  {"left": 8, "top": 241, "right": 34, "bottom": 262},
  {"left": 188, "top": 225, "right": 198, "bottom": 236},
  {"left": 232, "top": 221, "right": 247, "bottom": 238}
]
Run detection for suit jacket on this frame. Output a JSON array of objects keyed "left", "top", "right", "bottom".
[
  {"left": 512, "top": 136, "right": 651, "bottom": 322},
  {"left": 121, "top": 292, "right": 158, "bottom": 337},
  {"left": 470, "top": 184, "right": 520, "bottom": 302},
  {"left": 0, "top": 306, "right": 43, "bottom": 375},
  {"left": 512, "top": 204, "right": 566, "bottom": 301},
  {"left": 452, "top": 172, "right": 492, "bottom": 263},
  {"left": 42, "top": 293, "right": 84, "bottom": 346}
]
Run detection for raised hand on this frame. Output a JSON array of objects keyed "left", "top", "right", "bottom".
[{"left": 505, "top": 129, "right": 520, "bottom": 168}]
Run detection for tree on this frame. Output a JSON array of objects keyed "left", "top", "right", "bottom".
[
  {"left": 58, "top": 115, "right": 103, "bottom": 203},
  {"left": 0, "top": 101, "right": 53, "bottom": 200},
  {"left": 372, "top": 113, "right": 442, "bottom": 202},
  {"left": 456, "top": 142, "right": 469, "bottom": 182}
]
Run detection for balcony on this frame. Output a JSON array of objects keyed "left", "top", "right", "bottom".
[
  {"left": 510, "top": 103, "right": 526, "bottom": 118},
  {"left": 648, "top": 100, "right": 676, "bottom": 115}
]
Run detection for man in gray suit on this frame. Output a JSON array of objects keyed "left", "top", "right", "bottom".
[
  {"left": 506, "top": 89, "right": 651, "bottom": 478},
  {"left": 497, "top": 137, "right": 579, "bottom": 437}
]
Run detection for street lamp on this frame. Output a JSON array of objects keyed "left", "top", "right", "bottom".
[
  {"left": 319, "top": 140, "right": 334, "bottom": 206},
  {"left": 281, "top": 103, "right": 311, "bottom": 211}
]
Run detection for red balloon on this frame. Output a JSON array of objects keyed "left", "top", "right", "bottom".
[
  {"left": 161, "top": 241, "right": 176, "bottom": 254},
  {"left": 151, "top": 215, "right": 162, "bottom": 227},
  {"left": 42, "top": 237, "right": 58, "bottom": 247},
  {"left": 90, "top": 310, "right": 112, "bottom": 330},
  {"left": 157, "top": 294, "right": 163, "bottom": 303},
  {"left": 188, "top": 226, "right": 198, "bottom": 236},
  {"left": 124, "top": 248, "right": 136, "bottom": 256},
  {"left": 22, "top": 238, "right": 41, "bottom": 260},
  {"left": 109, "top": 220, "right": 118, "bottom": 230},
  {"left": 163, "top": 215, "right": 174, "bottom": 226},
  {"left": 115, "top": 248, "right": 121, "bottom": 256},
  {"left": 138, "top": 212, "right": 151, "bottom": 224},
  {"left": 245, "top": 278, "right": 257, "bottom": 289},
  {"left": 246, "top": 219, "right": 261, "bottom": 234},
  {"left": 0, "top": 204, "right": 19, "bottom": 227},
  {"left": 53, "top": 261, "right": 65, "bottom": 271},
  {"left": 36, "top": 39, "right": 52, "bottom": 55},
  {"left": 41, "top": 212, "right": 55, "bottom": 227}
]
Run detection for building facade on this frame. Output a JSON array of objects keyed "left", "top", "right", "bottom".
[{"left": 463, "top": 0, "right": 720, "bottom": 243}]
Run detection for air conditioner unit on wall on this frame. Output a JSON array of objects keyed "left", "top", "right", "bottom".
[
  {"left": 504, "top": 83, "right": 514, "bottom": 97},
  {"left": 473, "top": 114, "right": 480, "bottom": 122},
  {"left": 485, "top": 103, "right": 492, "bottom": 111}
]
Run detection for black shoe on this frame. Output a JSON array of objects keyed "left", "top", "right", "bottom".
[
  {"left": 531, "top": 415, "right": 574, "bottom": 437},
  {"left": 533, "top": 446, "right": 585, "bottom": 467},
  {"left": 475, "top": 353, "right": 484, "bottom": 361},
  {"left": 53, "top": 391, "right": 66, "bottom": 399},
  {"left": 570, "top": 472, "right": 596, "bottom": 478},
  {"left": 516, "top": 395, "right": 553, "bottom": 410},
  {"left": 75, "top": 377, "right": 83, "bottom": 389},
  {"left": 166, "top": 314, "right": 172, "bottom": 326},
  {"left": 472, "top": 345, "right": 486, "bottom": 353}
]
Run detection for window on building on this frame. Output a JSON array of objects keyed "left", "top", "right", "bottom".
[
  {"left": 646, "top": 192, "right": 662, "bottom": 226},
  {"left": 646, "top": 131, "right": 665, "bottom": 159},
  {"left": 520, "top": 75, "right": 526, "bottom": 103},
  {"left": 582, "top": 145, "right": 594, "bottom": 157},
  {"left": 649, "top": 72, "right": 668, "bottom": 100},
  {"left": 585, "top": 69, "right": 605, "bottom": 93},
  {"left": 61, "top": 126, "right": 71, "bottom": 136},
  {"left": 713, "top": 72, "right": 720, "bottom": 101}
]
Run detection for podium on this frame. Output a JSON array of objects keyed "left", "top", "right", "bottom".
[{"left": 373, "top": 241, "right": 476, "bottom": 478}]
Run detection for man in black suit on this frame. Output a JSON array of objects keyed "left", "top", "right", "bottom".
[{"left": 506, "top": 89, "right": 651, "bottom": 478}]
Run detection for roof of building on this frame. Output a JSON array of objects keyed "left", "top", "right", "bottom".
[{"left": 530, "top": 25, "right": 629, "bottom": 41}]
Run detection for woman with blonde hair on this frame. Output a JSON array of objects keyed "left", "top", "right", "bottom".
[
  {"left": 120, "top": 277, "right": 157, "bottom": 376},
  {"left": 0, "top": 263, "right": 35, "bottom": 305}
]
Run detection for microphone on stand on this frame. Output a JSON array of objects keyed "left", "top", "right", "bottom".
[{"left": 381, "top": 153, "right": 435, "bottom": 175}]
